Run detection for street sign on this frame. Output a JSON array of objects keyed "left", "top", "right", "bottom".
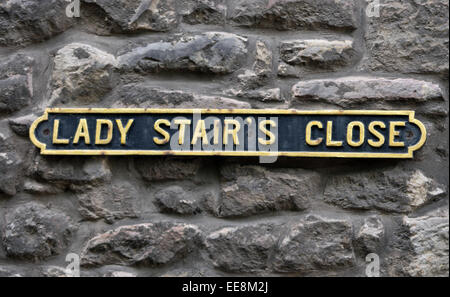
[{"left": 30, "top": 108, "right": 427, "bottom": 158}]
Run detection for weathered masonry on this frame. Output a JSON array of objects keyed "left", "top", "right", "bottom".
[{"left": 0, "top": 0, "right": 449, "bottom": 277}]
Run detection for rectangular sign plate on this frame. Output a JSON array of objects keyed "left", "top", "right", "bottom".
[{"left": 30, "top": 109, "right": 426, "bottom": 158}]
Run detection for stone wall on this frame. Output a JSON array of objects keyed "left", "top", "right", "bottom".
[{"left": 0, "top": 0, "right": 448, "bottom": 277}]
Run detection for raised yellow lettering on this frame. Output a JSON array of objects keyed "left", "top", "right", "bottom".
[
  {"left": 116, "top": 119, "right": 134, "bottom": 145},
  {"left": 52, "top": 119, "right": 69, "bottom": 144},
  {"left": 390, "top": 121, "right": 406, "bottom": 147},
  {"left": 258, "top": 120, "right": 276, "bottom": 145},
  {"left": 174, "top": 119, "right": 192, "bottom": 145},
  {"left": 223, "top": 119, "right": 240, "bottom": 145},
  {"left": 368, "top": 121, "right": 386, "bottom": 148},
  {"left": 154, "top": 119, "right": 170, "bottom": 145},
  {"left": 95, "top": 119, "right": 113, "bottom": 145},
  {"left": 213, "top": 120, "right": 221, "bottom": 145},
  {"left": 347, "top": 121, "right": 365, "bottom": 147},
  {"left": 306, "top": 121, "right": 323, "bottom": 146},
  {"left": 73, "top": 119, "right": 90, "bottom": 144},
  {"left": 192, "top": 120, "right": 208, "bottom": 145},
  {"left": 327, "top": 121, "right": 343, "bottom": 147}
]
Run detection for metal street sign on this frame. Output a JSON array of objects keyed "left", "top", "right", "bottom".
[{"left": 30, "top": 108, "right": 427, "bottom": 158}]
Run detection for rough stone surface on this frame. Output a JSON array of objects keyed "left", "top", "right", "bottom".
[
  {"left": 277, "top": 62, "right": 300, "bottom": 78},
  {"left": 389, "top": 209, "right": 449, "bottom": 277},
  {"left": 237, "top": 70, "right": 265, "bottom": 90},
  {"left": 402, "top": 211, "right": 449, "bottom": 276},
  {"left": 0, "top": 0, "right": 74, "bottom": 46},
  {"left": 77, "top": 181, "right": 140, "bottom": 223},
  {"left": 225, "top": 40, "right": 276, "bottom": 100},
  {"left": 82, "top": 0, "right": 226, "bottom": 32},
  {"left": 82, "top": 0, "right": 178, "bottom": 32},
  {"left": 155, "top": 186, "right": 202, "bottom": 215},
  {"left": 23, "top": 179, "right": 65, "bottom": 195},
  {"left": 253, "top": 40, "right": 273, "bottom": 77},
  {"left": 136, "top": 158, "right": 201, "bottom": 182},
  {"left": 0, "top": 266, "right": 24, "bottom": 277},
  {"left": 50, "top": 43, "right": 118, "bottom": 106},
  {"left": 40, "top": 265, "right": 98, "bottom": 277},
  {"left": 273, "top": 215, "right": 355, "bottom": 273},
  {"left": 205, "top": 224, "right": 279, "bottom": 272},
  {"left": 118, "top": 32, "right": 248, "bottom": 74},
  {"left": 0, "top": 54, "right": 34, "bottom": 114},
  {"left": 292, "top": 77, "right": 444, "bottom": 107},
  {"left": 354, "top": 216, "right": 385, "bottom": 255},
  {"left": 110, "top": 85, "right": 251, "bottom": 109},
  {"left": 2, "top": 203, "right": 76, "bottom": 261},
  {"left": 180, "top": 0, "right": 227, "bottom": 25},
  {"left": 8, "top": 114, "right": 37, "bottom": 137},
  {"left": 0, "top": 152, "right": 21, "bottom": 196},
  {"left": 0, "top": 119, "right": 26, "bottom": 196},
  {"left": 324, "top": 169, "right": 447, "bottom": 213},
  {"left": 225, "top": 87, "right": 282, "bottom": 102},
  {"left": 81, "top": 222, "right": 203, "bottom": 267},
  {"left": 161, "top": 268, "right": 220, "bottom": 277},
  {"left": 363, "top": 0, "right": 449, "bottom": 76},
  {"left": 40, "top": 266, "right": 71, "bottom": 277},
  {"left": 280, "top": 39, "right": 355, "bottom": 69},
  {"left": 29, "top": 156, "right": 111, "bottom": 187},
  {"left": 207, "top": 165, "right": 321, "bottom": 217},
  {"left": 230, "top": 0, "right": 359, "bottom": 31},
  {"left": 103, "top": 270, "right": 137, "bottom": 278},
  {"left": 0, "top": 77, "right": 33, "bottom": 114}
]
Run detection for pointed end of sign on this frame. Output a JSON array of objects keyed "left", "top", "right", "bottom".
[
  {"left": 408, "top": 112, "right": 427, "bottom": 158},
  {"left": 29, "top": 110, "right": 49, "bottom": 153}
]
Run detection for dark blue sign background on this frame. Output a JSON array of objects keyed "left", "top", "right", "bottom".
[{"left": 32, "top": 112, "right": 422, "bottom": 155}]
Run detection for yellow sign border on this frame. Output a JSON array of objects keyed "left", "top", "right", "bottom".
[{"left": 30, "top": 108, "right": 427, "bottom": 159}]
